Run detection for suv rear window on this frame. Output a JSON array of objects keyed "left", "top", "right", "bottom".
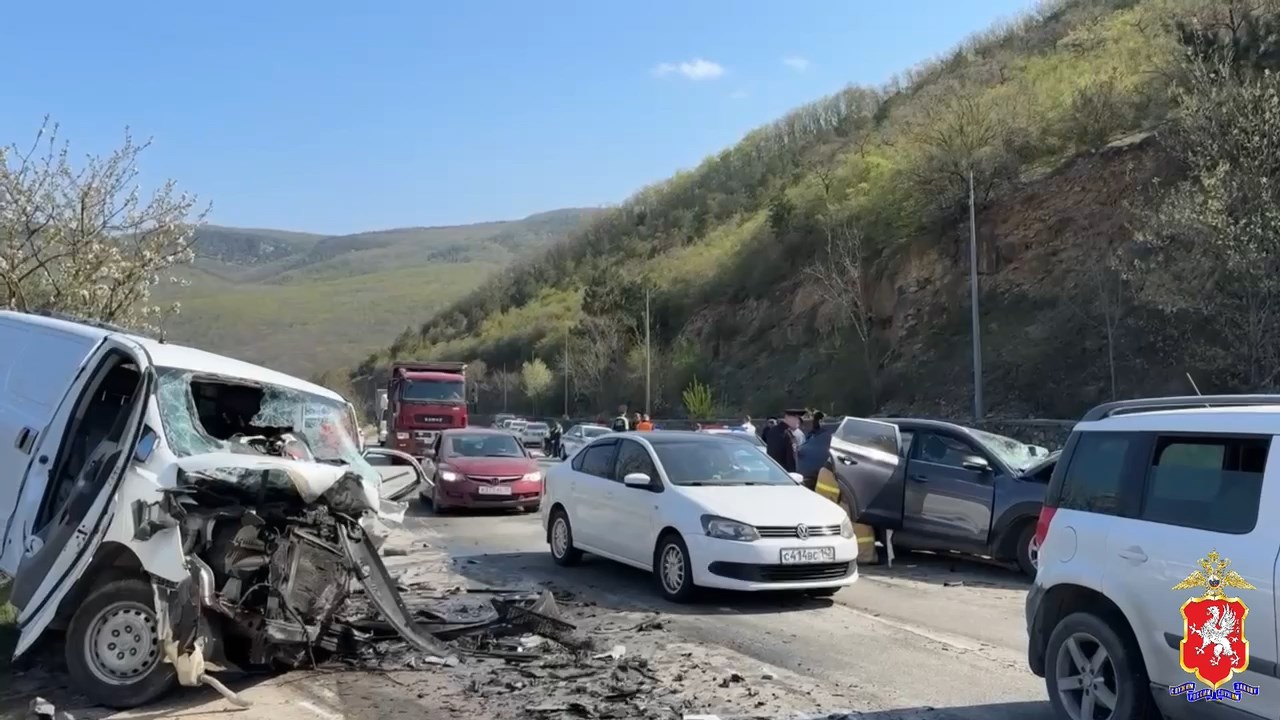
[
  {"left": 1140, "top": 435, "right": 1266, "bottom": 534},
  {"left": 1058, "top": 432, "right": 1140, "bottom": 515}
]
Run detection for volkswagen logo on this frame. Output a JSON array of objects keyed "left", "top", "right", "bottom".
[{"left": 796, "top": 524, "right": 809, "bottom": 540}]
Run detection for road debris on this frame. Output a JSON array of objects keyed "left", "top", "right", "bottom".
[{"left": 25, "top": 697, "right": 72, "bottom": 720}]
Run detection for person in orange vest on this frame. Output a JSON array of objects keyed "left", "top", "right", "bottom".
[{"left": 636, "top": 414, "right": 654, "bottom": 431}]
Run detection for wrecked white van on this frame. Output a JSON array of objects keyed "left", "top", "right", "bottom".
[{"left": 0, "top": 311, "right": 441, "bottom": 708}]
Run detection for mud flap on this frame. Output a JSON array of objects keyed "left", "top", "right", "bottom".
[{"left": 338, "top": 525, "right": 457, "bottom": 663}]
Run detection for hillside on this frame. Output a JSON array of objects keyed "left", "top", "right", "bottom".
[
  {"left": 339, "top": 0, "right": 1280, "bottom": 421},
  {"left": 154, "top": 209, "right": 599, "bottom": 375}
]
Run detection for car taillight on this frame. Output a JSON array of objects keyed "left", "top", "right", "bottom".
[{"left": 1033, "top": 506, "right": 1057, "bottom": 548}]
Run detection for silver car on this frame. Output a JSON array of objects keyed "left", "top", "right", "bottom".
[{"left": 558, "top": 423, "right": 610, "bottom": 459}]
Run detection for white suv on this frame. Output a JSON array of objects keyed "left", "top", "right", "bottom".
[{"left": 1027, "top": 396, "right": 1279, "bottom": 720}]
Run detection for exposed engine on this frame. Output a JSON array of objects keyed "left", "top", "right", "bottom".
[{"left": 156, "top": 433, "right": 376, "bottom": 670}]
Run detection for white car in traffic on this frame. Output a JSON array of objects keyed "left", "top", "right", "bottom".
[
  {"left": 540, "top": 431, "right": 859, "bottom": 601},
  {"left": 558, "top": 423, "right": 611, "bottom": 459}
]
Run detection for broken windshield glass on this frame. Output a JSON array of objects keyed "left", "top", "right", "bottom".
[{"left": 155, "top": 368, "right": 380, "bottom": 489}]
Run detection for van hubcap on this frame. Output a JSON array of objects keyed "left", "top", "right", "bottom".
[
  {"left": 1054, "top": 632, "right": 1119, "bottom": 719},
  {"left": 661, "top": 545, "right": 685, "bottom": 594},
  {"left": 551, "top": 518, "right": 570, "bottom": 557},
  {"left": 86, "top": 601, "right": 160, "bottom": 685}
]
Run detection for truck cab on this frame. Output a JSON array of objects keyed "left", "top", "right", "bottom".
[{"left": 386, "top": 361, "right": 468, "bottom": 459}]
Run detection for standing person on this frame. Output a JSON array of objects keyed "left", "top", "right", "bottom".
[
  {"left": 796, "top": 412, "right": 831, "bottom": 492},
  {"left": 760, "top": 417, "right": 777, "bottom": 441},
  {"left": 741, "top": 416, "right": 756, "bottom": 435},
  {"left": 611, "top": 405, "right": 630, "bottom": 432},
  {"left": 548, "top": 418, "right": 563, "bottom": 457},
  {"left": 765, "top": 410, "right": 803, "bottom": 472},
  {"left": 636, "top": 414, "right": 654, "bottom": 431}
]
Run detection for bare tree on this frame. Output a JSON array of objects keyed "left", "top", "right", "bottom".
[
  {"left": 568, "top": 317, "right": 622, "bottom": 410},
  {"left": 803, "top": 214, "right": 887, "bottom": 408},
  {"left": 0, "top": 118, "right": 206, "bottom": 329}
]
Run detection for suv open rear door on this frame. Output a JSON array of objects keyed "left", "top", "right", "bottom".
[{"left": 827, "top": 417, "right": 905, "bottom": 529}]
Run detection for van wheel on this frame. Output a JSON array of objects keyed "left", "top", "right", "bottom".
[
  {"left": 1045, "top": 612, "right": 1153, "bottom": 720},
  {"left": 1016, "top": 522, "right": 1038, "bottom": 577},
  {"left": 654, "top": 533, "right": 698, "bottom": 603},
  {"left": 66, "top": 578, "right": 176, "bottom": 709},
  {"left": 549, "top": 510, "right": 583, "bottom": 566}
]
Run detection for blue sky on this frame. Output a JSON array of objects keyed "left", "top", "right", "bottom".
[{"left": 4, "top": 1, "right": 1036, "bottom": 235}]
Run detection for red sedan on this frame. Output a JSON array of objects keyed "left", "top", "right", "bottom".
[{"left": 422, "top": 428, "right": 544, "bottom": 512}]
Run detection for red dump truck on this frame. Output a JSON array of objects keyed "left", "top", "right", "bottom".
[{"left": 385, "top": 361, "right": 469, "bottom": 458}]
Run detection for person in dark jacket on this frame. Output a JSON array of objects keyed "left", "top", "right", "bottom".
[
  {"left": 548, "top": 419, "right": 563, "bottom": 456},
  {"left": 795, "top": 412, "right": 831, "bottom": 491},
  {"left": 765, "top": 410, "right": 804, "bottom": 472}
]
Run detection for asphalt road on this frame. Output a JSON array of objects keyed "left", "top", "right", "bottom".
[{"left": 403, "top": 458, "right": 1055, "bottom": 720}]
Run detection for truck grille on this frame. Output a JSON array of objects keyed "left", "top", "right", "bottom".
[{"left": 756, "top": 524, "right": 842, "bottom": 538}]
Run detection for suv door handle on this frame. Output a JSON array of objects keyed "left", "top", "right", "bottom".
[
  {"left": 1118, "top": 547, "right": 1148, "bottom": 563},
  {"left": 910, "top": 474, "right": 929, "bottom": 483},
  {"left": 836, "top": 455, "right": 854, "bottom": 465}
]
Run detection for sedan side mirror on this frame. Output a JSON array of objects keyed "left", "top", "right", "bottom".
[
  {"left": 962, "top": 455, "right": 991, "bottom": 472},
  {"left": 623, "top": 472, "right": 652, "bottom": 488},
  {"left": 788, "top": 472, "right": 805, "bottom": 484}
]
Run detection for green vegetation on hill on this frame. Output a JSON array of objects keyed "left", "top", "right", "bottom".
[
  {"left": 155, "top": 209, "right": 598, "bottom": 376},
  {"left": 342, "top": 0, "right": 1280, "bottom": 421}
]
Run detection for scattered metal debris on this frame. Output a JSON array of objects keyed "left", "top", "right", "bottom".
[{"left": 25, "top": 697, "right": 72, "bottom": 720}]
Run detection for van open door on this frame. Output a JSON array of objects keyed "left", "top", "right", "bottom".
[
  {"left": 2, "top": 336, "right": 153, "bottom": 658},
  {"left": 826, "top": 417, "right": 905, "bottom": 529}
]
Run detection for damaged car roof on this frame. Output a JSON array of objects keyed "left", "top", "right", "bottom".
[{"left": 11, "top": 312, "right": 341, "bottom": 400}]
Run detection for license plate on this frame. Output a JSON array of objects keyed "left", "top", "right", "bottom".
[
  {"left": 476, "top": 485, "right": 513, "bottom": 496},
  {"left": 780, "top": 547, "right": 835, "bottom": 564}
]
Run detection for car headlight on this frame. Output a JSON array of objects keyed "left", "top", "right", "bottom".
[
  {"left": 440, "top": 470, "right": 461, "bottom": 482},
  {"left": 840, "top": 516, "right": 854, "bottom": 539},
  {"left": 522, "top": 471, "right": 543, "bottom": 483},
  {"left": 701, "top": 514, "right": 760, "bottom": 542},
  {"left": 396, "top": 432, "right": 409, "bottom": 440}
]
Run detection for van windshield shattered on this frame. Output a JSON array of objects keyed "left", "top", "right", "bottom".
[{"left": 155, "top": 368, "right": 377, "bottom": 483}]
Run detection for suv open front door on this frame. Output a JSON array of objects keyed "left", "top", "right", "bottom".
[
  {"left": 1, "top": 336, "right": 153, "bottom": 658},
  {"left": 826, "top": 417, "right": 905, "bottom": 529}
]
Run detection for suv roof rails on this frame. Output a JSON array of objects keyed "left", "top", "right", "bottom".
[{"left": 1081, "top": 395, "right": 1280, "bottom": 422}]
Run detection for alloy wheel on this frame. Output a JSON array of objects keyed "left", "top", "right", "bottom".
[
  {"left": 660, "top": 544, "right": 686, "bottom": 594},
  {"left": 1054, "top": 631, "right": 1120, "bottom": 720},
  {"left": 551, "top": 517, "right": 570, "bottom": 558}
]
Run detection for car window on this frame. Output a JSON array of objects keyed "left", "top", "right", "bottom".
[
  {"left": 575, "top": 440, "right": 616, "bottom": 478},
  {"left": 913, "top": 432, "right": 984, "bottom": 470},
  {"left": 1140, "top": 435, "right": 1266, "bottom": 534},
  {"left": 613, "top": 439, "right": 658, "bottom": 483},
  {"left": 651, "top": 438, "right": 795, "bottom": 486},
  {"left": 584, "top": 427, "right": 610, "bottom": 439},
  {"left": 835, "top": 418, "right": 900, "bottom": 456},
  {"left": 448, "top": 433, "right": 524, "bottom": 458},
  {"left": 1057, "top": 431, "right": 1141, "bottom": 515},
  {"left": 898, "top": 430, "right": 914, "bottom": 458}
]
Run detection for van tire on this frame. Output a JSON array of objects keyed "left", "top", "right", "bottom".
[{"left": 66, "top": 578, "right": 176, "bottom": 709}]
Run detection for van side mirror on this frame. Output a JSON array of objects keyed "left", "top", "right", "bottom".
[
  {"left": 623, "top": 472, "right": 652, "bottom": 488},
  {"left": 962, "top": 455, "right": 991, "bottom": 472}
]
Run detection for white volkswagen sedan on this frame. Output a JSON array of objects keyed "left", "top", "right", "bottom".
[{"left": 540, "top": 431, "right": 859, "bottom": 602}]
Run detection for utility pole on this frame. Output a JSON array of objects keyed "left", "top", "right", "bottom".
[
  {"left": 563, "top": 325, "right": 570, "bottom": 417},
  {"left": 644, "top": 288, "right": 652, "bottom": 416},
  {"left": 968, "top": 169, "right": 984, "bottom": 420},
  {"left": 502, "top": 363, "right": 508, "bottom": 412}
]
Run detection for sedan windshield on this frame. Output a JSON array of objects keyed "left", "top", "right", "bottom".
[
  {"left": 652, "top": 438, "right": 794, "bottom": 486},
  {"left": 970, "top": 428, "right": 1040, "bottom": 471},
  {"left": 583, "top": 426, "right": 610, "bottom": 438},
  {"left": 449, "top": 433, "right": 525, "bottom": 458}
]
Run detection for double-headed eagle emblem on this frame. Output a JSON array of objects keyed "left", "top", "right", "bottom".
[{"left": 1173, "top": 550, "right": 1255, "bottom": 600}]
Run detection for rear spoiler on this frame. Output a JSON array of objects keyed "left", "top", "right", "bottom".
[{"left": 390, "top": 361, "right": 467, "bottom": 376}]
